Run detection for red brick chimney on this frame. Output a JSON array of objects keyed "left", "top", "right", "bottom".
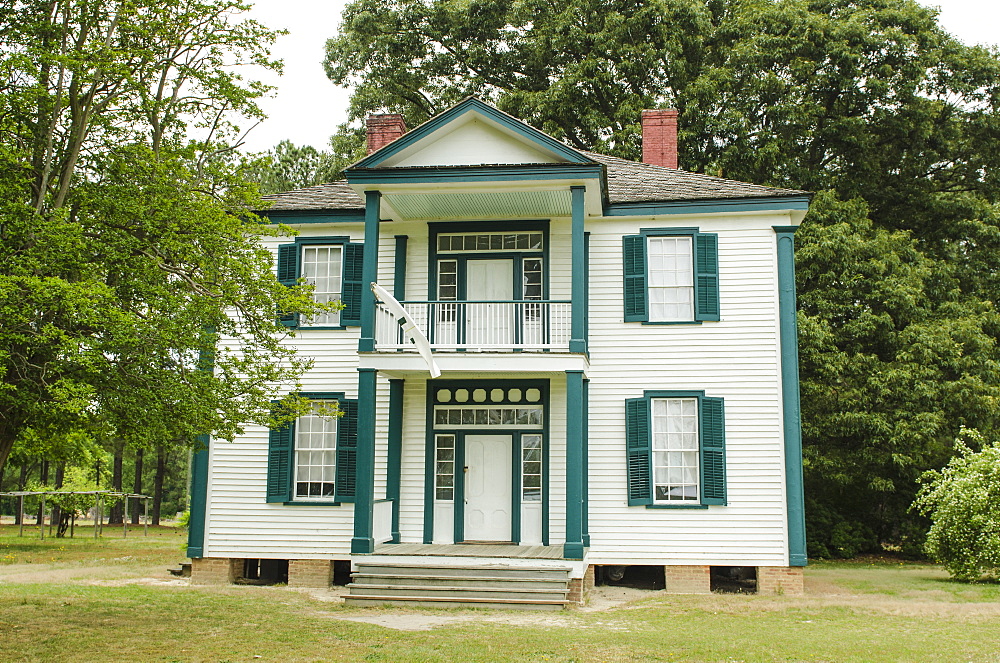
[
  {"left": 366, "top": 114, "right": 407, "bottom": 155},
  {"left": 641, "top": 109, "right": 679, "bottom": 169}
]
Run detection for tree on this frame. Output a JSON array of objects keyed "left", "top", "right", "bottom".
[
  {"left": 914, "top": 428, "right": 1000, "bottom": 581},
  {"left": 0, "top": 0, "right": 327, "bottom": 475},
  {"left": 249, "top": 140, "right": 342, "bottom": 195},
  {"left": 324, "top": 0, "right": 1000, "bottom": 554}
]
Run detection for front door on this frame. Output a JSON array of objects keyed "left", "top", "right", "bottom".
[
  {"left": 463, "top": 434, "right": 512, "bottom": 541},
  {"left": 465, "top": 259, "right": 514, "bottom": 346}
]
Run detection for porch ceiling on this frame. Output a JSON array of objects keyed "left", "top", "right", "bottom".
[{"left": 384, "top": 189, "right": 572, "bottom": 221}]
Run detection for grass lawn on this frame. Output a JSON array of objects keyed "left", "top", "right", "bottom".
[{"left": 1, "top": 526, "right": 999, "bottom": 663}]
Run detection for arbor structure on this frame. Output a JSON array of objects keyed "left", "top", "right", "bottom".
[
  {"left": 324, "top": 0, "right": 1000, "bottom": 555},
  {"left": 0, "top": 0, "right": 324, "bottom": 475}
]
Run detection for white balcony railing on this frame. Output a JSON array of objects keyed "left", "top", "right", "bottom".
[{"left": 374, "top": 300, "right": 572, "bottom": 352}]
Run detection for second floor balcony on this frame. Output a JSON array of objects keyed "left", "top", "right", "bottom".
[{"left": 374, "top": 300, "right": 573, "bottom": 352}]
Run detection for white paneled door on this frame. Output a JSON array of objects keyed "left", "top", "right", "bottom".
[
  {"left": 466, "top": 259, "right": 514, "bottom": 346},
  {"left": 464, "top": 434, "right": 513, "bottom": 541}
]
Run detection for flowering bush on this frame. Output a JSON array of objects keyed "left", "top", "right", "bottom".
[{"left": 913, "top": 429, "right": 1000, "bottom": 581}]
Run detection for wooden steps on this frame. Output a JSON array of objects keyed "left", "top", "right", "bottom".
[{"left": 344, "top": 562, "right": 572, "bottom": 610}]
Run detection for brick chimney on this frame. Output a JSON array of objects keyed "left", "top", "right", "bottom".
[
  {"left": 366, "top": 114, "right": 408, "bottom": 155},
  {"left": 641, "top": 109, "right": 679, "bottom": 169}
]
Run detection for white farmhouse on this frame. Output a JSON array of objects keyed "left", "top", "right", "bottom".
[{"left": 186, "top": 98, "right": 810, "bottom": 606}]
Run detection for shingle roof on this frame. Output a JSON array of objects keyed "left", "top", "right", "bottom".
[{"left": 260, "top": 154, "right": 808, "bottom": 212}]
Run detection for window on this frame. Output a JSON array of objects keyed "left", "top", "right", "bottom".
[
  {"left": 625, "top": 391, "right": 726, "bottom": 507},
  {"left": 276, "top": 239, "right": 364, "bottom": 328},
  {"left": 265, "top": 395, "right": 358, "bottom": 503},
  {"left": 435, "top": 434, "right": 456, "bottom": 500},
  {"left": 623, "top": 229, "right": 719, "bottom": 323},
  {"left": 521, "top": 434, "right": 542, "bottom": 502}
]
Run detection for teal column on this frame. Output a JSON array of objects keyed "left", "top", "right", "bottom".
[
  {"left": 564, "top": 370, "right": 585, "bottom": 559},
  {"left": 774, "top": 226, "right": 807, "bottom": 567},
  {"left": 351, "top": 368, "right": 378, "bottom": 554},
  {"left": 359, "top": 191, "right": 381, "bottom": 352},
  {"left": 569, "top": 186, "right": 587, "bottom": 354},
  {"left": 393, "top": 235, "right": 408, "bottom": 300},
  {"left": 186, "top": 434, "right": 209, "bottom": 558},
  {"left": 387, "top": 379, "right": 404, "bottom": 543}
]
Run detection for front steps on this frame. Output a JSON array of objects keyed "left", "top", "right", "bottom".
[{"left": 344, "top": 562, "right": 572, "bottom": 610}]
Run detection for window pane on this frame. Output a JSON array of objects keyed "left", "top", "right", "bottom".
[
  {"left": 651, "top": 398, "right": 700, "bottom": 503},
  {"left": 647, "top": 236, "right": 694, "bottom": 322},
  {"left": 294, "top": 400, "right": 338, "bottom": 499},
  {"left": 301, "top": 246, "right": 343, "bottom": 326}
]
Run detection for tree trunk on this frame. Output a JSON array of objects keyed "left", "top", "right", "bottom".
[
  {"left": 53, "top": 462, "right": 65, "bottom": 537},
  {"left": 35, "top": 460, "right": 49, "bottom": 524},
  {"left": 109, "top": 449, "right": 123, "bottom": 525},
  {"left": 130, "top": 448, "right": 144, "bottom": 525},
  {"left": 152, "top": 446, "right": 166, "bottom": 526}
]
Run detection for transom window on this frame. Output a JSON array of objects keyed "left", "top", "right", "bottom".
[
  {"left": 301, "top": 245, "right": 342, "bottom": 326},
  {"left": 294, "top": 401, "right": 338, "bottom": 499},
  {"left": 434, "top": 406, "right": 543, "bottom": 429},
  {"left": 651, "top": 398, "right": 699, "bottom": 502},
  {"left": 438, "top": 232, "right": 543, "bottom": 253},
  {"left": 647, "top": 236, "right": 693, "bottom": 322}
]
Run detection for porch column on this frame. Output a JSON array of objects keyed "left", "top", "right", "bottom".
[
  {"left": 569, "top": 186, "right": 587, "bottom": 353},
  {"left": 387, "top": 379, "right": 404, "bottom": 543},
  {"left": 351, "top": 367, "right": 378, "bottom": 554},
  {"left": 564, "top": 370, "right": 585, "bottom": 559},
  {"left": 359, "top": 190, "right": 381, "bottom": 353}
]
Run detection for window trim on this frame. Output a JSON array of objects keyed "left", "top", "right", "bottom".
[
  {"left": 265, "top": 391, "right": 357, "bottom": 505},
  {"left": 625, "top": 390, "right": 727, "bottom": 508},
  {"left": 623, "top": 227, "right": 720, "bottom": 325},
  {"left": 276, "top": 236, "right": 362, "bottom": 329}
]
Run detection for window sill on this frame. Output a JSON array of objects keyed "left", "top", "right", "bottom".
[
  {"left": 294, "top": 325, "right": 351, "bottom": 331},
  {"left": 281, "top": 501, "right": 344, "bottom": 506},
  {"left": 639, "top": 320, "right": 704, "bottom": 326},
  {"left": 646, "top": 504, "right": 709, "bottom": 509}
]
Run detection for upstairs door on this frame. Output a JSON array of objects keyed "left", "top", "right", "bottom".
[{"left": 466, "top": 259, "right": 514, "bottom": 346}]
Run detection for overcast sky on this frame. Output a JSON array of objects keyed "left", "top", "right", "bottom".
[{"left": 238, "top": 0, "right": 1000, "bottom": 153}]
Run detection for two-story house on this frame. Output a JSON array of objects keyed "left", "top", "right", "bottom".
[{"left": 185, "top": 98, "right": 809, "bottom": 607}]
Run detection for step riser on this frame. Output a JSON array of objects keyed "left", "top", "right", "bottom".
[
  {"left": 351, "top": 575, "right": 568, "bottom": 589},
  {"left": 343, "top": 598, "right": 565, "bottom": 611},
  {"left": 348, "top": 586, "right": 568, "bottom": 600},
  {"left": 354, "top": 565, "right": 569, "bottom": 580}
]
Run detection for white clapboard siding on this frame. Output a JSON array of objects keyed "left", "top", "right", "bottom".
[{"left": 581, "top": 214, "right": 790, "bottom": 565}]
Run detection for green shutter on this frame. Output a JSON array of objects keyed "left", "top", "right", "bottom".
[
  {"left": 623, "top": 235, "right": 647, "bottom": 322},
  {"left": 340, "top": 243, "right": 364, "bottom": 326},
  {"left": 700, "top": 396, "right": 727, "bottom": 505},
  {"left": 335, "top": 399, "right": 359, "bottom": 502},
  {"left": 694, "top": 233, "right": 720, "bottom": 321},
  {"left": 625, "top": 397, "right": 652, "bottom": 506},
  {"left": 266, "top": 404, "right": 294, "bottom": 503},
  {"left": 276, "top": 243, "right": 299, "bottom": 327}
]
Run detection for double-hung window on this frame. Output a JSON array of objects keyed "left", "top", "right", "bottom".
[
  {"left": 276, "top": 238, "right": 364, "bottom": 328},
  {"left": 265, "top": 394, "right": 358, "bottom": 504},
  {"left": 623, "top": 229, "right": 720, "bottom": 323},
  {"left": 626, "top": 391, "right": 726, "bottom": 507}
]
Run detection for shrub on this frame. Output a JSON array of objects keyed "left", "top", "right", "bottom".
[{"left": 913, "top": 428, "right": 1000, "bottom": 581}]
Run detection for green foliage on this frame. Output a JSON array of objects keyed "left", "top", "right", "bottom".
[
  {"left": 0, "top": 0, "right": 326, "bottom": 474},
  {"left": 913, "top": 428, "right": 1000, "bottom": 581},
  {"left": 248, "top": 140, "right": 344, "bottom": 195}
]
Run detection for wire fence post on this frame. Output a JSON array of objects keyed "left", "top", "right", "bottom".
[
  {"left": 18, "top": 495, "right": 24, "bottom": 537},
  {"left": 143, "top": 497, "right": 149, "bottom": 536},
  {"left": 122, "top": 495, "right": 128, "bottom": 538},
  {"left": 39, "top": 495, "right": 45, "bottom": 540}
]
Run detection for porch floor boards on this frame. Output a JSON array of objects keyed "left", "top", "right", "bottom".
[{"left": 372, "top": 543, "right": 564, "bottom": 559}]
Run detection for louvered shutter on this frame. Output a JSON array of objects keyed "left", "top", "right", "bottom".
[
  {"left": 334, "top": 399, "right": 359, "bottom": 502},
  {"left": 623, "top": 235, "right": 647, "bottom": 322},
  {"left": 700, "top": 396, "right": 727, "bottom": 505},
  {"left": 276, "top": 243, "right": 299, "bottom": 327},
  {"left": 694, "top": 233, "right": 720, "bottom": 321},
  {"left": 340, "top": 243, "right": 364, "bottom": 326},
  {"left": 625, "top": 398, "right": 652, "bottom": 505},
  {"left": 266, "top": 404, "right": 294, "bottom": 503}
]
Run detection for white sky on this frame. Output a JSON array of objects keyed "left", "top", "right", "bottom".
[{"left": 238, "top": 0, "right": 1000, "bottom": 153}]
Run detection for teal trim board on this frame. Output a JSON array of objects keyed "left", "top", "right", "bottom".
[
  {"left": 358, "top": 191, "right": 380, "bottom": 353},
  {"left": 262, "top": 210, "right": 365, "bottom": 225},
  {"left": 564, "top": 371, "right": 585, "bottom": 560},
  {"left": 387, "top": 379, "right": 404, "bottom": 543},
  {"left": 774, "top": 225, "right": 808, "bottom": 567},
  {"left": 351, "top": 368, "right": 378, "bottom": 554},
  {"left": 393, "top": 236, "right": 408, "bottom": 300},
  {"left": 582, "top": 378, "right": 590, "bottom": 548},
  {"left": 605, "top": 195, "right": 812, "bottom": 217},
  {"left": 346, "top": 163, "right": 604, "bottom": 186},
  {"left": 186, "top": 434, "right": 209, "bottom": 558},
  {"left": 349, "top": 97, "right": 596, "bottom": 169}
]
